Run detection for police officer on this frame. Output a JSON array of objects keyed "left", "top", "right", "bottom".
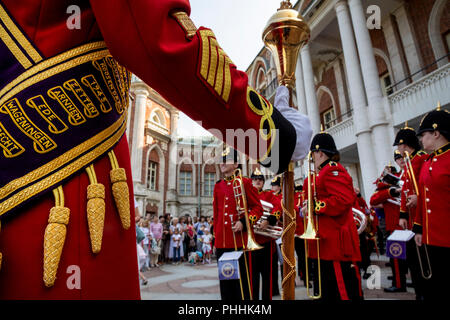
[
  {"left": 213, "top": 147, "right": 263, "bottom": 300},
  {"left": 302, "top": 132, "right": 363, "bottom": 301},
  {"left": 413, "top": 106, "right": 450, "bottom": 300}
]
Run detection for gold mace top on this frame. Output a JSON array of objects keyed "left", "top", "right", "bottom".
[{"left": 262, "top": 1, "right": 310, "bottom": 89}]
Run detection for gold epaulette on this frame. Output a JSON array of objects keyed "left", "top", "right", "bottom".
[{"left": 328, "top": 161, "right": 338, "bottom": 167}]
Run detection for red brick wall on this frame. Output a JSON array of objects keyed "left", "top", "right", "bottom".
[
  {"left": 316, "top": 67, "right": 341, "bottom": 117},
  {"left": 375, "top": 55, "right": 388, "bottom": 77},
  {"left": 406, "top": 0, "right": 437, "bottom": 73}
]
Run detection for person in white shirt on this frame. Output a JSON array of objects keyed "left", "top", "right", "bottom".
[
  {"left": 201, "top": 228, "right": 213, "bottom": 264},
  {"left": 171, "top": 228, "right": 182, "bottom": 264}
]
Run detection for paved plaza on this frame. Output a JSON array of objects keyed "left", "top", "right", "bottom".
[{"left": 140, "top": 253, "right": 415, "bottom": 300}]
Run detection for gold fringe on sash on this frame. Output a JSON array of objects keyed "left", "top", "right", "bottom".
[
  {"left": 108, "top": 150, "right": 130, "bottom": 230},
  {"left": 86, "top": 164, "right": 105, "bottom": 254},
  {"left": 43, "top": 186, "right": 70, "bottom": 287}
]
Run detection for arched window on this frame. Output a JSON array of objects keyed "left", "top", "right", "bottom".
[
  {"left": 147, "top": 149, "right": 159, "bottom": 190},
  {"left": 203, "top": 164, "right": 216, "bottom": 196},
  {"left": 179, "top": 162, "right": 193, "bottom": 196},
  {"left": 150, "top": 109, "right": 166, "bottom": 127}
]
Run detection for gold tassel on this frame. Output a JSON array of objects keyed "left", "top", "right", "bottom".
[
  {"left": 43, "top": 186, "right": 70, "bottom": 287},
  {"left": 108, "top": 150, "right": 130, "bottom": 230},
  {"left": 86, "top": 164, "right": 106, "bottom": 254}
]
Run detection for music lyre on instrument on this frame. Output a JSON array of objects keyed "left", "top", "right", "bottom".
[{"left": 403, "top": 151, "right": 432, "bottom": 280}]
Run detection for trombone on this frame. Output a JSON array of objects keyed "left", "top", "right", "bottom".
[
  {"left": 300, "top": 152, "right": 321, "bottom": 299},
  {"left": 232, "top": 168, "right": 263, "bottom": 300},
  {"left": 403, "top": 151, "right": 432, "bottom": 280}
]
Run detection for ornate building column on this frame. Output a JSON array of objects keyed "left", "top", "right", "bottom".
[
  {"left": 166, "top": 110, "right": 179, "bottom": 215},
  {"left": 335, "top": 0, "right": 377, "bottom": 197},
  {"left": 295, "top": 56, "right": 308, "bottom": 115},
  {"left": 301, "top": 44, "right": 321, "bottom": 133},
  {"left": 130, "top": 84, "right": 149, "bottom": 183},
  {"left": 348, "top": 0, "right": 392, "bottom": 174}
]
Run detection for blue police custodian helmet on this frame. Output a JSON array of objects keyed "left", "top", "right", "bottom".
[
  {"left": 271, "top": 175, "right": 281, "bottom": 186},
  {"left": 222, "top": 146, "right": 239, "bottom": 162},
  {"left": 251, "top": 167, "right": 265, "bottom": 181},
  {"left": 310, "top": 132, "right": 338, "bottom": 156},
  {"left": 394, "top": 150, "right": 402, "bottom": 160},
  {"left": 417, "top": 102, "right": 450, "bottom": 140},
  {"left": 393, "top": 122, "right": 420, "bottom": 150}
]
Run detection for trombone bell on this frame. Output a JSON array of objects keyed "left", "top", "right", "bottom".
[{"left": 299, "top": 221, "right": 318, "bottom": 240}]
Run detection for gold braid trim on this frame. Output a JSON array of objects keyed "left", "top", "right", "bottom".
[
  {"left": 43, "top": 186, "right": 69, "bottom": 287},
  {"left": 86, "top": 165, "right": 105, "bottom": 254},
  {"left": 108, "top": 151, "right": 130, "bottom": 230},
  {"left": 280, "top": 198, "right": 297, "bottom": 299}
]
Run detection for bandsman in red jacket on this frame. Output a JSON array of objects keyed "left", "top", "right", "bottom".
[
  {"left": 301, "top": 132, "right": 362, "bottom": 301},
  {"left": 393, "top": 124, "right": 428, "bottom": 300},
  {"left": 213, "top": 147, "right": 263, "bottom": 300},
  {"left": 294, "top": 182, "right": 309, "bottom": 286},
  {"left": 370, "top": 159, "right": 408, "bottom": 293},
  {"left": 250, "top": 168, "right": 281, "bottom": 300},
  {"left": 0, "top": 0, "right": 313, "bottom": 299},
  {"left": 413, "top": 106, "right": 450, "bottom": 300}
]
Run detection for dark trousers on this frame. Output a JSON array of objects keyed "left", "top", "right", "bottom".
[
  {"left": 406, "top": 238, "right": 426, "bottom": 299},
  {"left": 295, "top": 237, "right": 311, "bottom": 284},
  {"left": 311, "top": 260, "right": 364, "bottom": 301},
  {"left": 272, "top": 242, "right": 281, "bottom": 296},
  {"left": 358, "top": 233, "right": 371, "bottom": 273},
  {"left": 216, "top": 248, "right": 252, "bottom": 301},
  {"left": 421, "top": 245, "right": 450, "bottom": 301},
  {"left": 251, "top": 241, "right": 275, "bottom": 300}
]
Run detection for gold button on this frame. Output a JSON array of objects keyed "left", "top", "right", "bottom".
[
  {"left": 427, "top": 209, "right": 431, "bottom": 214},
  {"left": 433, "top": 158, "right": 437, "bottom": 162},
  {"left": 225, "top": 197, "right": 228, "bottom": 200},
  {"left": 225, "top": 205, "right": 228, "bottom": 208},
  {"left": 224, "top": 221, "right": 228, "bottom": 225},
  {"left": 224, "top": 213, "right": 228, "bottom": 216},
  {"left": 426, "top": 198, "right": 430, "bottom": 202}
]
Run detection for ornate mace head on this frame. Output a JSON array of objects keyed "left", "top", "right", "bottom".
[{"left": 262, "top": 0, "right": 310, "bottom": 89}]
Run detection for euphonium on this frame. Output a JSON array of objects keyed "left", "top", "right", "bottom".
[
  {"left": 403, "top": 151, "right": 432, "bottom": 280},
  {"left": 352, "top": 208, "right": 368, "bottom": 235},
  {"left": 253, "top": 200, "right": 283, "bottom": 239},
  {"left": 231, "top": 168, "right": 262, "bottom": 251},
  {"left": 300, "top": 152, "right": 321, "bottom": 299}
]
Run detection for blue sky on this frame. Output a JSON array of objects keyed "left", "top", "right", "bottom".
[{"left": 177, "top": 0, "right": 282, "bottom": 136}]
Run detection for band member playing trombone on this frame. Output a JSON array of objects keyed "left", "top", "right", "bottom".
[
  {"left": 413, "top": 106, "right": 450, "bottom": 300},
  {"left": 301, "top": 132, "right": 363, "bottom": 301},
  {"left": 370, "top": 155, "right": 408, "bottom": 293},
  {"left": 213, "top": 147, "right": 263, "bottom": 300},
  {"left": 250, "top": 168, "right": 281, "bottom": 300},
  {"left": 393, "top": 124, "right": 428, "bottom": 300}
]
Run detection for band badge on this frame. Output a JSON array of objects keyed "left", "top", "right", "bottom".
[
  {"left": 388, "top": 242, "right": 403, "bottom": 258},
  {"left": 197, "top": 28, "right": 234, "bottom": 104}
]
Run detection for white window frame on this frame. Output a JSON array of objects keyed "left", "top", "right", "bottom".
[
  {"left": 147, "top": 161, "right": 157, "bottom": 190},
  {"left": 179, "top": 171, "right": 192, "bottom": 196},
  {"left": 323, "top": 108, "right": 336, "bottom": 130},
  {"left": 203, "top": 172, "right": 215, "bottom": 196}
]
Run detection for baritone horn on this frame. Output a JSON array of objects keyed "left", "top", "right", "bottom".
[
  {"left": 253, "top": 200, "right": 283, "bottom": 239},
  {"left": 403, "top": 151, "right": 432, "bottom": 280},
  {"left": 300, "top": 151, "right": 321, "bottom": 299}
]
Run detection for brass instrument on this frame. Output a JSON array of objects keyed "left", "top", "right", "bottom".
[
  {"left": 253, "top": 200, "right": 283, "bottom": 239},
  {"left": 232, "top": 168, "right": 262, "bottom": 300},
  {"left": 299, "top": 151, "right": 321, "bottom": 299},
  {"left": 403, "top": 151, "right": 432, "bottom": 280},
  {"left": 381, "top": 167, "right": 404, "bottom": 206},
  {"left": 352, "top": 208, "right": 368, "bottom": 235}
]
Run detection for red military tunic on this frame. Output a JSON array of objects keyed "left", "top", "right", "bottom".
[
  {"left": 254, "top": 190, "right": 281, "bottom": 244},
  {"left": 370, "top": 172, "right": 403, "bottom": 232},
  {"left": 213, "top": 177, "right": 263, "bottom": 249},
  {"left": 413, "top": 143, "right": 450, "bottom": 248},
  {"left": 399, "top": 150, "right": 428, "bottom": 229},
  {"left": 302, "top": 161, "right": 361, "bottom": 262},
  {"left": 0, "top": 0, "right": 297, "bottom": 300}
]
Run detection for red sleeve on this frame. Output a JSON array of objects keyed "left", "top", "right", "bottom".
[
  {"left": 315, "top": 167, "right": 355, "bottom": 217},
  {"left": 370, "top": 188, "right": 392, "bottom": 206},
  {"left": 213, "top": 182, "right": 219, "bottom": 231},
  {"left": 89, "top": 0, "right": 297, "bottom": 173}
]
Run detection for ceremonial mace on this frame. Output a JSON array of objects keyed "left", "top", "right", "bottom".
[{"left": 263, "top": 0, "right": 310, "bottom": 300}]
